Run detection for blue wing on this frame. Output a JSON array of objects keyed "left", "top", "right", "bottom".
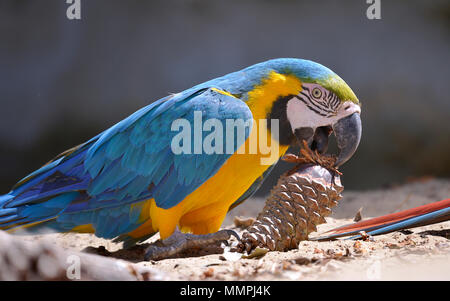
[{"left": 0, "top": 87, "right": 253, "bottom": 238}]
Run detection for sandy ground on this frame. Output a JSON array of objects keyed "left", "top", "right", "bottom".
[{"left": 17, "top": 178, "right": 450, "bottom": 281}]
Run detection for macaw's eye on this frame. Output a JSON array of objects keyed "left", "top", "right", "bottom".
[{"left": 312, "top": 88, "right": 322, "bottom": 99}]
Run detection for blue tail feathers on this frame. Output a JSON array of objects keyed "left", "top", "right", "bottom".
[{"left": 0, "top": 193, "right": 14, "bottom": 210}]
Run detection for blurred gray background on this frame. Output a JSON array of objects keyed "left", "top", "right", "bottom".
[{"left": 0, "top": 0, "right": 449, "bottom": 195}]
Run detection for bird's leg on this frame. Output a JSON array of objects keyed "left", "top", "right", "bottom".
[{"left": 144, "top": 227, "right": 240, "bottom": 261}]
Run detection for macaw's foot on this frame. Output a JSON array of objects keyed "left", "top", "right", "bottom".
[{"left": 144, "top": 229, "right": 240, "bottom": 261}]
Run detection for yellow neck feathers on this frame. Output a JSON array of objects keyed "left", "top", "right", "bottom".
[{"left": 246, "top": 71, "right": 302, "bottom": 120}]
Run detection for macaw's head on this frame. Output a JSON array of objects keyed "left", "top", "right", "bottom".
[{"left": 245, "top": 58, "right": 362, "bottom": 167}]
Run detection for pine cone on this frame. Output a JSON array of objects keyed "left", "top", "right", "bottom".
[{"left": 237, "top": 144, "right": 343, "bottom": 253}]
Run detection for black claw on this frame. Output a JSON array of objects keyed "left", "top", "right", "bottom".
[
  {"left": 225, "top": 229, "right": 241, "bottom": 242},
  {"left": 143, "top": 229, "right": 241, "bottom": 261}
]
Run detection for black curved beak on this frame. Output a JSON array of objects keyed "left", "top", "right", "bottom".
[{"left": 332, "top": 112, "right": 362, "bottom": 167}]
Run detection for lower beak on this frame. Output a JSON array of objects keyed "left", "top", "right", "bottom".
[{"left": 332, "top": 112, "right": 362, "bottom": 167}]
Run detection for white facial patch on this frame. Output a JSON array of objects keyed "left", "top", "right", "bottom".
[
  {"left": 286, "top": 83, "right": 361, "bottom": 132},
  {"left": 286, "top": 96, "right": 330, "bottom": 129}
]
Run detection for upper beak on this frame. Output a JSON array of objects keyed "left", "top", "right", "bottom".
[{"left": 332, "top": 112, "right": 362, "bottom": 167}]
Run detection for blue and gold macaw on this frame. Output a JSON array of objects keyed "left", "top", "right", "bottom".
[{"left": 0, "top": 58, "right": 362, "bottom": 257}]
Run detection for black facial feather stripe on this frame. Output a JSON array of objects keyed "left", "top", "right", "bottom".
[
  {"left": 299, "top": 85, "right": 340, "bottom": 116},
  {"left": 298, "top": 92, "right": 329, "bottom": 115},
  {"left": 327, "top": 92, "right": 334, "bottom": 101},
  {"left": 322, "top": 92, "right": 339, "bottom": 111},
  {"left": 295, "top": 95, "right": 329, "bottom": 117},
  {"left": 330, "top": 93, "right": 340, "bottom": 110},
  {"left": 299, "top": 91, "right": 335, "bottom": 115}
]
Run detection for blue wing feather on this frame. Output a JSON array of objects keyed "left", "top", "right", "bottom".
[{"left": 0, "top": 87, "right": 253, "bottom": 239}]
